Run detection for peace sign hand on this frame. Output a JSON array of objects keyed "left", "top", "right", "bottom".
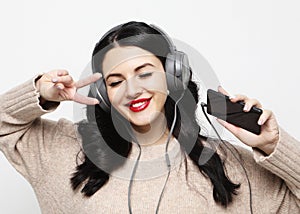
[{"left": 35, "top": 69, "right": 101, "bottom": 105}]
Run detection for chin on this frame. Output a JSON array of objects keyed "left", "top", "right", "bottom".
[
  {"left": 129, "top": 115, "right": 155, "bottom": 127},
  {"left": 131, "top": 111, "right": 165, "bottom": 129}
]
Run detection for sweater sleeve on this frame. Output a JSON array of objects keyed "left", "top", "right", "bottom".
[
  {"left": 252, "top": 127, "right": 300, "bottom": 210},
  {"left": 0, "top": 76, "right": 61, "bottom": 182}
]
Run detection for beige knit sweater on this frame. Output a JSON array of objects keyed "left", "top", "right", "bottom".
[{"left": 0, "top": 77, "right": 299, "bottom": 214}]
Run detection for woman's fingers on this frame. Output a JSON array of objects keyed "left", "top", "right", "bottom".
[
  {"left": 72, "top": 73, "right": 102, "bottom": 105},
  {"left": 51, "top": 75, "right": 74, "bottom": 87},
  {"left": 217, "top": 86, "right": 230, "bottom": 96},
  {"left": 57, "top": 70, "right": 69, "bottom": 76},
  {"left": 73, "top": 93, "right": 99, "bottom": 105},
  {"left": 230, "top": 94, "right": 263, "bottom": 112},
  {"left": 55, "top": 83, "right": 65, "bottom": 90},
  {"left": 217, "top": 118, "right": 241, "bottom": 136},
  {"left": 218, "top": 87, "right": 263, "bottom": 113},
  {"left": 241, "top": 98, "right": 262, "bottom": 112},
  {"left": 39, "top": 70, "right": 102, "bottom": 104},
  {"left": 76, "top": 73, "right": 102, "bottom": 89},
  {"left": 215, "top": 88, "right": 279, "bottom": 155},
  {"left": 47, "top": 71, "right": 101, "bottom": 89},
  {"left": 258, "top": 109, "right": 272, "bottom": 125},
  {"left": 229, "top": 94, "right": 248, "bottom": 103}
]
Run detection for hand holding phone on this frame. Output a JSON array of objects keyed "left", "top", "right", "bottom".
[{"left": 206, "top": 89, "right": 263, "bottom": 135}]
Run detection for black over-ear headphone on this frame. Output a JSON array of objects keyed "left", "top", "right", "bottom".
[{"left": 90, "top": 23, "right": 191, "bottom": 112}]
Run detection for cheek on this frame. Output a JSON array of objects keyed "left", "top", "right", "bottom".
[
  {"left": 155, "top": 94, "right": 167, "bottom": 112},
  {"left": 107, "top": 88, "right": 119, "bottom": 106},
  {"left": 143, "top": 73, "right": 168, "bottom": 94},
  {"left": 107, "top": 85, "right": 126, "bottom": 107}
]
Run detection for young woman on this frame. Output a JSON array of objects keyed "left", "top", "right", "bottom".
[{"left": 0, "top": 21, "right": 299, "bottom": 213}]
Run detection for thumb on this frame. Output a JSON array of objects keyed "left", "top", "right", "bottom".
[{"left": 216, "top": 118, "right": 241, "bottom": 136}]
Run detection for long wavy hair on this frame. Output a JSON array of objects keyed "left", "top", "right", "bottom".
[{"left": 71, "top": 21, "right": 240, "bottom": 207}]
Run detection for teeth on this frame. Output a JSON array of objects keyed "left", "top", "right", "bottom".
[{"left": 132, "top": 101, "right": 146, "bottom": 108}]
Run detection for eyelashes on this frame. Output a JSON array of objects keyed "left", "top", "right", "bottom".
[
  {"left": 109, "top": 81, "right": 122, "bottom": 87},
  {"left": 138, "top": 72, "right": 153, "bottom": 78},
  {"left": 108, "top": 72, "right": 153, "bottom": 87}
]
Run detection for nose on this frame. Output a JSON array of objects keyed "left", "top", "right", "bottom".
[{"left": 125, "top": 77, "right": 143, "bottom": 99}]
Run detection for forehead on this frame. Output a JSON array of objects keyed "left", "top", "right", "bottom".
[{"left": 102, "top": 46, "right": 159, "bottom": 77}]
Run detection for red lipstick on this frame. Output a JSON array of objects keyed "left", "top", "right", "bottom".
[{"left": 128, "top": 98, "right": 151, "bottom": 112}]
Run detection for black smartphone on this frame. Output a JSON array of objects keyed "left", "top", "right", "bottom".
[{"left": 206, "top": 89, "right": 263, "bottom": 135}]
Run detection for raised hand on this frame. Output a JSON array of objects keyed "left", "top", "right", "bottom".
[
  {"left": 217, "top": 86, "right": 279, "bottom": 155},
  {"left": 35, "top": 69, "right": 101, "bottom": 105}
]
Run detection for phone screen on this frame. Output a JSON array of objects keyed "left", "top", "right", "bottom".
[{"left": 206, "top": 89, "right": 262, "bottom": 135}]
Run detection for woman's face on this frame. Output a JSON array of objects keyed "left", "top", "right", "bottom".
[{"left": 102, "top": 46, "right": 168, "bottom": 131}]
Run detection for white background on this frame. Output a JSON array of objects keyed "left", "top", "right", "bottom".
[{"left": 0, "top": 0, "right": 299, "bottom": 213}]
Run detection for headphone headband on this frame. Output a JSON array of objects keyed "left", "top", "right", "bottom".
[{"left": 150, "top": 24, "right": 177, "bottom": 52}]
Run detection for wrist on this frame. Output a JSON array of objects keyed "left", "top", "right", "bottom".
[
  {"left": 34, "top": 75, "right": 48, "bottom": 106},
  {"left": 255, "top": 137, "right": 279, "bottom": 156}
]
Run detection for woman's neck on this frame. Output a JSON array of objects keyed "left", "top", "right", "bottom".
[{"left": 131, "top": 113, "right": 171, "bottom": 147}]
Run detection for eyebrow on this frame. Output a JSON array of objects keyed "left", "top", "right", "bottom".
[
  {"left": 134, "top": 63, "right": 154, "bottom": 72},
  {"left": 105, "top": 63, "right": 154, "bottom": 81}
]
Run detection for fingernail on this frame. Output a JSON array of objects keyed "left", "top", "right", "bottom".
[
  {"left": 229, "top": 95, "right": 235, "bottom": 99},
  {"left": 243, "top": 104, "right": 249, "bottom": 111},
  {"left": 56, "top": 85, "right": 62, "bottom": 90},
  {"left": 258, "top": 118, "right": 264, "bottom": 125},
  {"left": 52, "top": 78, "right": 58, "bottom": 83}
]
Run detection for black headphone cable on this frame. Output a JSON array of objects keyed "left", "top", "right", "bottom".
[{"left": 200, "top": 102, "right": 253, "bottom": 214}]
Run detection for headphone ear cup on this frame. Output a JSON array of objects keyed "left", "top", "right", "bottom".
[
  {"left": 165, "top": 51, "right": 191, "bottom": 93},
  {"left": 90, "top": 77, "right": 111, "bottom": 112}
]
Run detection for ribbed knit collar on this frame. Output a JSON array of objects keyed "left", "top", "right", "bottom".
[{"left": 110, "top": 138, "right": 184, "bottom": 181}]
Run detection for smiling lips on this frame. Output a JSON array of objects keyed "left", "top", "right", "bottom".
[{"left": 128, "top": 98, "right": 152, "bottom": 112}]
